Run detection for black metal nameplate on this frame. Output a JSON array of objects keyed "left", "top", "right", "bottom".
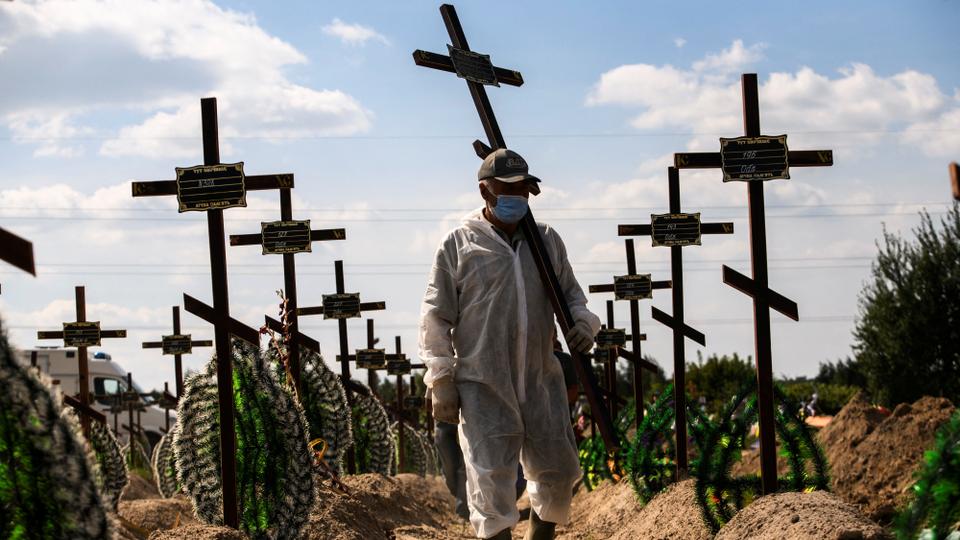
[
  {"left": 162, "top": 334, "right": 193, "bottom": 355},
  {"left": 122, "top": 391, "right": 140, "bottom": 406},
  {"left": 614, "top": 274, "right": 652, "bottom": 300},
  {"left": 447, "top": 45, "right": 499, "bottom": 86},
  {"left": 261, "top": 220, "right": 312, "bottom": 255},
  {"left": 175, "top": 162, "right": 246, "bottom": 212},
  {"left": 651, "top": 213, "right": 702, "bottom": 247},
  {"left": 387, "top": 359, "right": 411, "bottom": 375},
  {"left": 356, "top": 348, "right": 387, "bottom": 370},
  {"left": 595, "top": 328, "right": 627, "bottom": 350},
  {"left": 63, "top": 321, "right": 101, "bottom": 347},
  {"left": 720, "top": 135, "right": 789, "bottom": 182},
  {"left": 322, "top": 293, "right": 361, "bottom": 320},
  {"left": 404, "top": 396, "right": 425, "bottom": 409}
]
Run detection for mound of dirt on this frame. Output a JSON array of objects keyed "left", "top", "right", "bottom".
[
  {"left": 826, "top": 395, "right": 955, "bottom": 522},
  {"left": 715, "top": 490, "right": 890, "bottom": 540},
  {"left": 118, "top": 496, "right": 197, "bottom": 534},
  {"left": 147, "top": 525, "right": 246, "bottom": 540},
  {"left": 550, "top": 479, "right": 709, "bottom": 540},
  {"left": 818, "top": 391, "right": 888, "bottom": 461},
  {"left": 302, "top": 474, "right": 462, "bottom": 539},
  {"left": 122, "top": 472, "right": 161, "bottom": 501}
]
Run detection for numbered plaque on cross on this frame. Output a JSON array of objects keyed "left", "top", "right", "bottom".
[
  {"left": 298, "top": 259, "right": 385, "bottom": 473},
  {"left": 336, "top": 319, "right": 393, "bottom": 394},
  {"left": 618, "top": 166, "right": 734, "bottom": 479},
  {"left": 37, "top": 286, "right": 127, "bottom": 435},
  {"left": 589, "top": 255, "right": 669, "bottom": 422},
  {"left": 230, "top": 187, "right": 346, "bottom": 394},
  {"left": 413, "top": 3, "right": 619, "bottom": 451},
  {"left": 673, "top": 73, "right": 833, "bottom": 494},
  {"left": 130, "top": 97, "right": 292, "bottom": 528},
  {"left": 142, "top": 306, "right": 212, "bottom": 398}
]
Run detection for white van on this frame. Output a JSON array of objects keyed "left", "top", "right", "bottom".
[{"left": 17, "top": 347, "right": 174, "bottom": 449}]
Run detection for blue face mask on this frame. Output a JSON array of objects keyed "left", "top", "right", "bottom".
[{"left": 491, "top": 195, "right": 528, "bottom": 224}]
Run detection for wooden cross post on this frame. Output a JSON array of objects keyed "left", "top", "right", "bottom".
[
  {"left": 142, "top": 306, "right": 213, "bottom": 398},
  {"left": 0, "top": 226, "right": 35, "bottom": 295},
  {"left": 413, "top": 3, "right": 619, "bottom": 450},
  {"left": 335, "top": 318, "right": 387, "bottom": 397},
  {"left": 386, "top": 335, "right": 424, "bottom": 472},
  {"left": 37, "top": 286, "right": 127, "bottom": 435},
  {"left": 595, "top": 300, "right": 632, "bottom": 422},
  {"left": 131, "top": 98, "right": 293, "bottom": 527},
  {"left": 588, "top": 256, "right": 669, "bottom": 423},
  {"left": 158, "top": 382, "right": 178, "bottom": 434},
  {"left": 950, "top": 162, "right": 959, "bottom": 202},
  {"left": 618, "top": 166, "right": 734, "bottom": 478},
  {"left": 674, "top": 73, "right": 834, "bottom": 494},
  {"left": 229, "top": 189, "right": 346, "bottom": 394},
  {"left": 298, "top": 259, "right": 386, "bottom": 473}
]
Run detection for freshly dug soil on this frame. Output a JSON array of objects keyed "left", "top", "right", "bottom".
[
  {"left": 147, "top": 525, "right": 247, "bottom": 540},
  {"left": 825, "top": 395, "right": 955, "bottom": 522},
  {"left": 122, "top": 472, "right": 161, "bottom": 501},
  {"left": 302, "top": 474, "right": 464, "bottom": 539},
  {"left": 714, "top": 490, "right": 891, "bottom": 540},
  {"left": 119, "top": 496, "right": 197, "bottom": 534}
]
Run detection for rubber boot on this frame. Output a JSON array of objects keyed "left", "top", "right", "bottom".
[
  {"left": 488, "top": 528, "right": 512, "bottom": 540},
  {"left": 524, "top": 511, "right": 556, "bottom": 540}
]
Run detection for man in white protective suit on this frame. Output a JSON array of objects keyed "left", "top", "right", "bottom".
[{"left": 419, "top": 148, "right": 601, "bottom": 540}]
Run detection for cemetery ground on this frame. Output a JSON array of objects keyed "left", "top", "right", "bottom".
[{"left": 103, "top": 390, "right": 955, "bottom": 539}]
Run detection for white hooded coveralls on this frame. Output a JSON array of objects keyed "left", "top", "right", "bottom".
[{"left": 419, "top": 208, "right": 601, "bottom": 538}]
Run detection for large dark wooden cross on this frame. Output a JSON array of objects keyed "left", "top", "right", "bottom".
[
  {"left": 385, "top": 335, "right": 425, "bottom": 472},
  {"left": 37, "top": 285, "right": 126, "bottom": 435},
  {"left": 674, "top": 73, "right": 833, "bottom": 494},
  {"left": 142, "top": 305, "right": 213, "bottom": 398},
  {"left": 230, "top": 189, "right": 346, "bottom": 394},
  {"left": 413, "top": 3, "right": 618, "bottom": 450},
  {"left": 618, "top": 166, "right": 734, "bottom": 478},
  {"left": 298, "top": 259, "right": 385, "bottom": 473},
  {"left": 0, "top": 226, "right": 35, "bottom": 294},
  {"left": 589, "top": 249, "right": 669, "bottom": 423},
  {"left": 130, "top": 97, "right": 292, "bottom": 527}
]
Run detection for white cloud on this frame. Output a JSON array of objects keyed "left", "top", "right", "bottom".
[
  {"left": 322, "top": 18, "right": 390, "bottom": 46},
  {"left": 0, "top": 0, "right": 374, "bottom": 159},
  {"left": 585, "top": 41, "right": 960, "bottom": 157},
  {"left": 674, "top": 38, "right": 687, "bottom": 49}
]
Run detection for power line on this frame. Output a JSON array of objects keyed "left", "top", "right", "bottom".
[
  {"left": 0, "top": 127, "right": 955, "bottom": 141},
  {"left": 0, "top": 211, "right": 947, "bottom": 223}
]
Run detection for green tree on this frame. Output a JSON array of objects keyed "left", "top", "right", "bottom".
[
  {"left": 853, "top": 203, "right": 960, "bottom": 406},
  {"left": 685, "top": 352, "right": 755, "bottom": 415}
]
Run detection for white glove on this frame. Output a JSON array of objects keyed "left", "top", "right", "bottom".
[
  {"left": 430, "top": 376, "right": 460, "bottom": 424},
  {"left": 565, "top": 319, "right": 595, "bottom": 354}
]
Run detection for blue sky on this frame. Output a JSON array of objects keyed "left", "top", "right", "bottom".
[{"left": 0, "top": 0, "right": 957, "bottom": 393}]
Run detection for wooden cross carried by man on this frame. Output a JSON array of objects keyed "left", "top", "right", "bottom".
[
  {"left": 141, "top": 305, "right": 212, "bottom": 398},
  {"left": 413, "top": 3, "right": 619, "bottom": 450},
  {"left": 131, "top": 97, "right": 293, "bottom": 528},
  {"left": 37, "top": 285, "right": 126, "bottom": 435},
  {"left": 230, "top": 188, "right": 346, "bottom": 394},
  {"left": 0, "top": 226, "right": 35, "bottom": 294},
  {"left": 674, "top": 73, "right": 833, "bottom": 494},
  {"left": 618, "top": 166, "right": 734, "bottom": 478}
]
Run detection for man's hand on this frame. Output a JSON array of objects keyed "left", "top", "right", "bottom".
[
  {"left": 565, "top": 319, "right": 595, "bottom": 354},
  {"left": 430, "top": 376, "right": 460, "bottom": 424}
]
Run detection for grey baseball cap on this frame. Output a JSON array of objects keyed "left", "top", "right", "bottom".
[{"left": 477, "top": 148, "right": 541, "bottom": 195}]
